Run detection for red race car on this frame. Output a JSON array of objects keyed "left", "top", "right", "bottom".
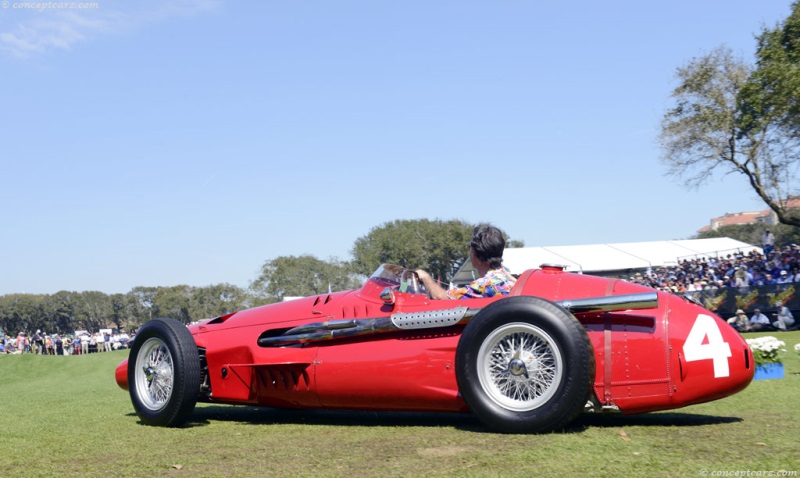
[{"left": 115, "top": 264, "right": 754, "bottom": 433}]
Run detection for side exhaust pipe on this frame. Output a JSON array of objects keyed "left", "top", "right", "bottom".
[{"left": 258, "top": 292, "right": 659, "bottom": 347}]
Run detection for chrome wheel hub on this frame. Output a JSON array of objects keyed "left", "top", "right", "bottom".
[
  {"left": 477, "top": 323, "right": 563, "bottom": 412},
  {"left": 134, "top": 337, "right": 175, "bottom": 411}
]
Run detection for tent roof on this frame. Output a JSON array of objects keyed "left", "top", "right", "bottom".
[{"left": 452, "top": 237, "right": 761, "bottom": 284}]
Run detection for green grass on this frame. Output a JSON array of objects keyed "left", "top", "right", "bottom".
[{"left": 1, "top": 332, "right": 799, "bottom": 478}]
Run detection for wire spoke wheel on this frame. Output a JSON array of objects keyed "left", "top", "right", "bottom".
[
  {"left": 127, "top": 318, "right": 200, "bottom": 427},
  {"left": 134, "top": 337, "right": 175, "bottom": 411},
  {"left": 456, "top": 296, "right": 594, "bottom": 433},
  {"left": 478, "top": 323, "right": 562, "bottom": 411}
]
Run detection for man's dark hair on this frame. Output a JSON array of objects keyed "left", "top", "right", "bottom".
[{"left": 470, "top": 224, "right": 506, "bottom": 268}]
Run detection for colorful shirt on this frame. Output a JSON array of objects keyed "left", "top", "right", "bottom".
[{"left": 447, "top": 268, "right": 517, "bottom": 300}]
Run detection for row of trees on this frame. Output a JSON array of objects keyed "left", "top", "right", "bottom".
[
  {"left": 661, "top": 1, "right": 800, "bottom": 227},
  {"left": 0, "top": 284, "right": 252, "bottom": 339},
  {"left": 1, "top": 219, "right": 517, "bottom": 336}
]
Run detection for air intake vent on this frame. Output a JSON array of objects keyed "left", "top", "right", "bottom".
[{"left": 257, "top": 365, "right": 311, "bottom": 391}]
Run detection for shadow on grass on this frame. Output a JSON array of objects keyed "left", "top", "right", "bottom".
[
  {"left": 186, "top": 406, "right": 485, "bottom": 431},
  {"left": 565, "top": 412, "right": 742, "bottom": 432},
  {"left": 181, "top": 405, "right": 742, "bottom": 434}
]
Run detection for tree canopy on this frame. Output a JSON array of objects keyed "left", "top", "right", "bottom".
[
  {"left": 351, "top": 219, "right": 522, "bottom": 284},
  {"left": 351, "top": 219, "right": 474, "bottom": 284},
  {"left": 0, "top": 283, "right": 253, "bottom": 336},
  {"left": 661, "top": 2, "right": 800, "bottom": 227},
  {"left": 250, "top": 255, "right": 362, "bottom": 300},
  {"left": 747, "top": 1, "right": 800, "bottom": 139}
]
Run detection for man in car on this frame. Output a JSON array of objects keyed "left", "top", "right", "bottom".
[{"left": 416, "top": 223, "right": 516, "bottom": 300}]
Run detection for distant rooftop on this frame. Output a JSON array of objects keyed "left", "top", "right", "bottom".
[{"left": 698, "top": 196, "right": 800, "bottom": 233}]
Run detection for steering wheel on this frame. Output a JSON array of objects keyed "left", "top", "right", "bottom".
[{"left": 399, "top": 269, "right": 425, "bottom": 295}]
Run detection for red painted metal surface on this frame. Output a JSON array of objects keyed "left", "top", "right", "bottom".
[{"left": 116, "top": 266, "right": 754, "bottom": 416}]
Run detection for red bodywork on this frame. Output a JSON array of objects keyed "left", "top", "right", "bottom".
[{"left": 116, "top": 266, "right": 753, "bottom": 416}]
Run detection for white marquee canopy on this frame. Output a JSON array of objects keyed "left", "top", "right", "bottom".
[{"left": 452, "top": 238, "right": 762, "bottom": 284}]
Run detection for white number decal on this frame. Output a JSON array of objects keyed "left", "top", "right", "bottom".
[{"left": 681, "top": 314, "right": 732, "bottom": 378}]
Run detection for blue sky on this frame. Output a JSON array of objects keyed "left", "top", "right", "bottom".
[{"left": 0, "top": 0, "right": 795, "bottom": 295}]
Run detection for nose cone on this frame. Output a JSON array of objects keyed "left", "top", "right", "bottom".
[
  {"left": 672, "top": 305, "right": 753, "bottom": 407},
  {"left": 115, "top": 359, "right": 129, "bottom": 391}
]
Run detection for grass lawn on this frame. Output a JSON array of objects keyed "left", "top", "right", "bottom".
[{"left": 1, "top": 331, "right": 798, "bottom": 478}]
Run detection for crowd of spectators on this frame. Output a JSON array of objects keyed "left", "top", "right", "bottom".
[
  {"left": 0, "top": 330, "right": 132, "bottom": 355},
  {"left": 625, "top": 243, "right": 800, "bottom": 294},
  {"left": 623, "top": 243, "right": 798, "bottom": 332}
]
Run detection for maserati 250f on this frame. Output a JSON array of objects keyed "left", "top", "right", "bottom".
[{"left": 115, "top": 264, "right": 754, "bottom": 433}]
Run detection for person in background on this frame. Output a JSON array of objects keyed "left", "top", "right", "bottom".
[
  {"left": 81, "top": 332, "right": 90, "bottom": 354},
  {"left": 33, "top": 330, "right": 44, "bottom": 355},
  {"left": 734, "top": 266, "right": 750, "bottom": 288},
  {"left": 777, "top": 270, "right": 794, "bottom": 284},
  {"left": 762, "top": 230, "right": 775, "bottom": 256},
  {"left": 752, "top": 267, "right": 766, "bottom": 286},
  {"left": 727, "top": 309, "right": 748, "bottom": 331},
  {"left": 416, "top": 223, "right": 516, "bottom": 300},
  {"left": 104, "top": 331, "right": 112, "bottom": 352},
  {"left": 747, "top": 308, "right": 772, "bottom": 331},
  {"left": 773, "top": 302, "right": 796, "bottom": 331}
]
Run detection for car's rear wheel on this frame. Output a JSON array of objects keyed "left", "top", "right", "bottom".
[
  {"left": 456, "top": 296, "right": 594, "bottom": 433},
  {"left": 128, "top": 318, "right": 200, "bottom": 427}
]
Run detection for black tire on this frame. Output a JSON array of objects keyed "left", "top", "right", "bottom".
[
  {"left": 127, "top": 318, "right": 200, "bottom": 427},
  {"left": 456, "top": 296, "right": 594, "bottom": 433}
]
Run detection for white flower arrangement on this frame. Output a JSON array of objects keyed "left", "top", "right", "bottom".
[{"left": 746, "top": 336, "right": 786, "bottom": 365}]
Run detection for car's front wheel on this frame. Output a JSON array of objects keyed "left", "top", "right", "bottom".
[
  {"left": 128, "top": 318, "right": 200, "bottom": 427},
  {"left": 456, "top": 296, "right": 594, "bottom": 433}
]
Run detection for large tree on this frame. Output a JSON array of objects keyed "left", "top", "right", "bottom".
[
  {"left": 0, "top": 294, "right": 42, "bottom": 336},
  {"left": 748, "top": 1, "right": 800, "bottom": 139},
  {"left": 151, "top": 285, "right": 193, "bottom": 324},
  {"left": 351, "top": 219, "right": 474, "bottom": 283},
  {"left": 42, "top": 291, "right": 77, "bottom": 334},
  {"left": 74, "top": 291, "right": 111, "bottom": 332},
  {"left": 661, "top": 45, "right": 800, "bottom": 227},
  {"left": 351, "top": 219, "right": 522, "bottom": 284},
  {"left": 189, "top": 283, "right": 251, "bottom": 320},
  {"left": 250, "top": 255, "right": 361, "bottom": 300},
  {"left": 108, "top": 293, "right": 131, "bottom": 331}
]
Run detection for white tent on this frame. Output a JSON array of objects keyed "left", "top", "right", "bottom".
[{"left": 452, "top": 237, "right": 761, "bottom": 284}]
